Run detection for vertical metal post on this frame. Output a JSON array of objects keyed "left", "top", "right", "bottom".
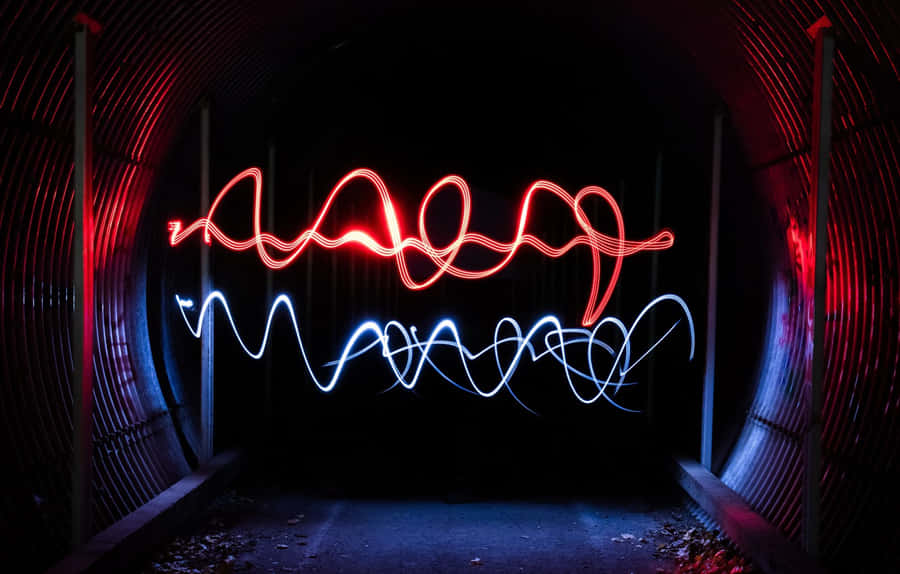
[
  {"left": 614, "top": 179, "right": 626, "bottom": 319},
  {"left": 331, "top": 203, "right": 338, "bottom": 346},
  {"left": 385, "top": 265, "right": 391, "bottom": 318},
  {"left": 702, "top": 110, "right": 724, "bottom": 470},
  {"left": 200, "top": 100, "right": 214, "bottom": 463},
  {"left": 646, "top": 151, "right": 663, "bottom": 425},
  {"left": 558, "top": 212, "right": 566, "bottom": 316},
  {"left": 264, "top": 141, "right": 275, "bottom": 436},
  {"left": 72, "top": 14, "right": 99, "bottom": 548},
  {"left": 592, "top": 198, "right": 600, "bottom": 325},
  {"left": 350, "top": 205, "right": 356, "bottom": 319},
  {"left": 363, "top": 253, "right": 370, "bottom": 313},
  {"left": 373, "top": 252, "right": 381, "bottom": 316},
  {"left": 805, "top": 19, "right": 834, "bottom": 559},
  {"left": 393, "top": 255, "right": 399, "bottom": 318},
  {"left": 306, "top": 169, "right": 314, "bottom": 333}
]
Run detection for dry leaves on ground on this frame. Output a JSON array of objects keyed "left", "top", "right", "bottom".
[
  {"left": 141, "top": 491, "right": 258, "bottom": 574},
  {"left": 648, "top": 522, "right": 757, "bottom": 574}
]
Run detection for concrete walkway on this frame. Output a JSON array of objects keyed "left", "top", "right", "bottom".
[{"left": 135, "top": 487, "right": 702, "bottom": 573}]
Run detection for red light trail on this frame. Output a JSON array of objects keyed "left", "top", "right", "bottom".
[{"left": 167, "top": 168, "right": 674, "bottom": 326}]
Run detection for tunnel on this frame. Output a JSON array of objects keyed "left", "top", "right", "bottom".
[{"left": 1, "top": 1, "right": 898, "bottom": 573}]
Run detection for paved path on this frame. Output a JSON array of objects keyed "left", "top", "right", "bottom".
[{"left": 138, "top": 486, "right": 701, "bottom": 574}]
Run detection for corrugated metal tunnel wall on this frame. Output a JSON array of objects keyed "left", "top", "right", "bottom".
[
  {"left": 0, "top": 0, "right": 897, "bottom": 571},
  {"left": 713, "top": 2, "right": 899, "bottom": 562},
  {"left": 0, "top": 0, "right": 308, "bottom": 566}
]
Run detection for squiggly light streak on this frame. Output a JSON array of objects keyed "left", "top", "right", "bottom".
[
  {"left": 167, "top": 168, "right": 674, "bottom": 326},
  {"left": 174, "top": 291, "right": 694, "bottom": 412}
]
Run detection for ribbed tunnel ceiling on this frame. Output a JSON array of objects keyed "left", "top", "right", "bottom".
[{"left": 1, "top": 1, "right": 898, "bottom": 571}]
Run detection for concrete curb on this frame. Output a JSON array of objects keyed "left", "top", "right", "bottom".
[
  {"left": 47, "top": 450, "right": 243, "bottom": 574},
  {"left": 670, "top": 456, "right": 824, "bottom": 574}
]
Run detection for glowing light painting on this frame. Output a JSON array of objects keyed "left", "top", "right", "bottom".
[
  {"left": 168, "top": 168, "right": 674, "bottom": 327},
  {"left": 175, "top": 291, "right": 695, "bottom": 413},
  {"left": 168, "top": 167, "right": 695, "bottom": 412}
]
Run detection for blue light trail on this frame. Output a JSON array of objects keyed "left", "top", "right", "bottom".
[{"left": 175, "top": 292, "right": 694, "bottom": 412}]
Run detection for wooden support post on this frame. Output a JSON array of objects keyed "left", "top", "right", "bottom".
[
  {"left": 72, "top": 13, "right": 100, "bottom": 548},
  {"left": 805, "top": 17, "right": 834, "bottom": 559},
  {"left": 200, "top": 100, "right": 214, "bottom": 463},
  {"left": 702, "top": 110, "right": 724, "bottom": 470}
]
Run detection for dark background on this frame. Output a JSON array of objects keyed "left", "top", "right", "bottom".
[{"left": 145, "top": 3, "right": 767, "bottom": 496}]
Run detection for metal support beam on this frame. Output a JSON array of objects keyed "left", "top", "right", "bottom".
[
  {"left": 805, "top": 18, "right": 834, "bottom": 559},
  {"left": 200, "top": 100, "right": 214, "bottom": 463},
  {"left": 393, "top": 252, "right": 399, "bottom": 318},
  {"left": 363, "top": 249, "right": 370, "bottom": 312},
  {"left": 72, "top": 13, "right": 100, "bottom": 548},
  {"left": 331, "top": 200, "right": 338, "bottom": 347},
  {"left": 306, "top": 169, "right": 314, "bottom": 333},
  {"left": 702, "top": 110, "right": 724, "bottom": 470},
  {"left": 264, "top": 141, "right": 275, "bottom": 437},
  {"left": 614, "top": 179, "right": 625, "bottom": 320},
  {"left": 647, "top": 151, "right": 663, "bottom": 426},
  {"left": 350, "top": 205, "right": 357, "bottom": 320}
]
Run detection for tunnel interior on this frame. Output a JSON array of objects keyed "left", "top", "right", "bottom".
[
  {"left": 149, "top": 2, "right": 734, "bottom": 493},
  {"left": 0, "top": 1, "right": 898, "bottom": 572}
]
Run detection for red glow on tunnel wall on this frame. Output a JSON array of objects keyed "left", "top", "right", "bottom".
[
  {"left": 167, "top": 167, "right": 675, "bottom": 327},
  {"left": 0, "top": 2, "right": 298, "bottom": 559}
]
